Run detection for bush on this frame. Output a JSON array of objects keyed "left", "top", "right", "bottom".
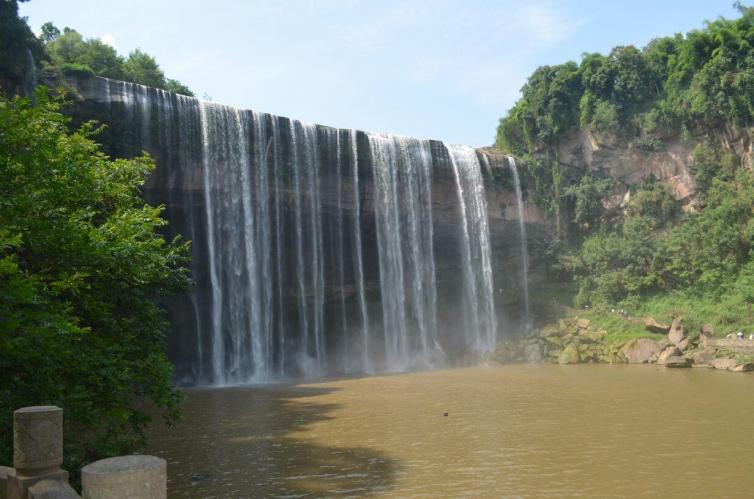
[
  {"left": 631, "top": 136, "right": 664, "bottom": 151},
  {"left": 60, "top": 62, "right": 95, "bottom": 77},
  {"left": 627, "top": 180, "right": 679, "bottom": 227},
  {"left": 590, "top": 99, "right": 620, "bottom": 135},
  {"left": 0, "top": 90, "right": 190, "bottom": 478}
]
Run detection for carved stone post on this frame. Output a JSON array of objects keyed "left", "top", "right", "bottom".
[
  {"left": 81, "top": 455, "right": 166, "bottom": 499},
  {"left": 11, "top": 406, "right": 69, "bottom": 498},
  {"left": 0, "top": 466, "right": 16, "bottom": 499}
]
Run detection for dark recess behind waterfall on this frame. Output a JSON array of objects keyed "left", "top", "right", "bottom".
[{"left": 58, "top": 74, "right": 534, "bottom": 384}]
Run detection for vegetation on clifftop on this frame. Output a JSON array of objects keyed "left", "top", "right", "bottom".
[
  {"left": 497, "top": 2, "right": 754, "bottom": 156},
  {"left": 40, "top": 23, "right": 194, "bottom": 96},
  {"left": 0, "top": 0, "right": 193, "bottom": 96},
  {"left": 498, "top": 4, "right": 754, "bottom": 336}
]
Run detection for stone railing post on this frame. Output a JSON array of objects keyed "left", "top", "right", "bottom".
[
  {"left": 81, "top": 455, "right": 166, "bottom": 499},
  {"left": 11, "top": 406, "right": 70, "bottom": 498},
  {"left": 5, "top": 406, "right": 166, "bottom": 498},
  {"left": 0, "top": 466, "right": 16, "bottom": 499}
]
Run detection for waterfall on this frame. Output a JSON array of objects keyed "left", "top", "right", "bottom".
[
  {"left": 350, "top": 130, "right": 371, "bottom": 372},
  {"left": 271, "top": 116, "right": 287, "bottom": 374},
  {"left": 508, "top": 156, "right": 531, "bottom": 330},
  {"left": 87, "top": 76, "right": 505, "bottom": 385},
  {"left": 24, "top": 49, "right": 37, "bottom": 96},
  {"left": 368, "top": 134, "right": 439, "bottom": 370},
  {"left": 447, "top": 145, "right": 497, "bottom": 354}
]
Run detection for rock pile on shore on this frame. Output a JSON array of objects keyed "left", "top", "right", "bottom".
[{"left": 488, "top": 316, "right": 753, "bottom": 373}]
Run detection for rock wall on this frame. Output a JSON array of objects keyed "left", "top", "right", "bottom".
[
  {"left": 552, "top": 128, "right": 698, "bottom": 210},
  {"left": 56, "top": 74, "right": 549, "bottom": 384}
]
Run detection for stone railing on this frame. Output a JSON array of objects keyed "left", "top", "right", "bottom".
[{"left": 1, "top": 406, "right": 166, "bottom": 499}]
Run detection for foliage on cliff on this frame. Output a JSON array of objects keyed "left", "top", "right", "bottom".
[
  {"left": 0, "top": 1, "right": 193, "bottom": 96},
  {"left": 497, "top": 4, "right": 754, "bottom": 235},
  {"left": 497, "top": 3, "right": 754, "bottom": 155},
  {"left": 498, "top": 4, "right": 754, "bottom": 331},
  {"left": 563, "top": 172, "right": 754, "bottom": 308},
  {"left": 40, "top": 23, "right": 194, "bottom": 96},
  {"left": 0, "top": 91, "right": 190, "bottom": 474}
]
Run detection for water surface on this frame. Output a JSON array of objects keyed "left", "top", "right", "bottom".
[{"left": 148, "top": 365, "right": 754, "bottom": 498}]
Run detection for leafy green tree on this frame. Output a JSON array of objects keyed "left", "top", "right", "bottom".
[
  {"left": 626, "top": 179, "right": 680, "bottom": 227},
  {"left": 123, "top": 49, "right": 166, "bottom": 89},
  {"left": 164, "top": 78, "right": 194, "bottom": 97},
  {"left": 81, "top": 39, "right": 126, "bottom": 80},
  {"left": 39, "top": 19, "right": 193, "bottom": 96},
  {"left": 562, "top": 175, "right": 613, "bottom": 231},
  {"left": 0, "top": 90, "right": 190, "bottom": 476},
  {"left": 46, "top": 27, "right": 87, "bottom": 67},
  {"left": 39, "top": 21, "right": 60, "bottom": 44}
]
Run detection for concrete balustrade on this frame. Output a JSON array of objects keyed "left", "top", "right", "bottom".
[
  {"left": 27, "top": 480, "right": 80, "bottom": 499},
  {"left": 82, "top": 455, "right": 166, "bottom": 499},
  {"left": 0, "top": 466, "right": 16, "bottom": 499},
  {"left": 11, "top": 406, "right": 69, "bottom": 498},
  {"left": 13, "top": 406, "right": 63, "bottom": 475},
  {"left": 3, "top": 406, "right": 167, "bottom": 499}
]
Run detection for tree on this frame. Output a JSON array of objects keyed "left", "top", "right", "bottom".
[
  {"left": 0, "top": 90, "right": 190, "bottom": 476},
  {"left": 123, "top": 49, "right": 166, "bottom": 89},
  {"left": 39, "top": 21, "right": 60, "bottom": 44},
  {"left": 165, "top": 78, "right": 194, "bottom": 97}
]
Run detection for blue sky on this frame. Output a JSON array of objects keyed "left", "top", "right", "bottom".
[{"left": 22, "top": 0, "right": 738, "bottom": 146}]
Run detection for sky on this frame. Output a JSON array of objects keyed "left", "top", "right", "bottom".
[{"left": 21, "top": 0, "right": 739, "bottom": 147}]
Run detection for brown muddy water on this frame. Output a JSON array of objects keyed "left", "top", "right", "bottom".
[{"left": 147, "top": 365, "right": 754, "bottom": 498}]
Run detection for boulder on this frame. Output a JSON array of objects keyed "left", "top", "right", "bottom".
[
  {"left": 644, "top": 317, "right": 671, "bottom": 334},
  {"left": 524, "top": 343, "right": 543, "bottom": 363},
  {"left": 621, "top": 338, "right": 663, "bottom": 364},
  {"left": 579, "top": 344, "right": 603, "bottom": 362},
  {"left": 576, "top": 318, "right": 591, "bottom": 330},
  {"left": 676, "top": 338, "right": 690, "bottom": 352},
  {"left": 544, "top": 336, "right": 564, "bottom": 349},
  {"left": 547, "top": 348, "right": 562, "bottom": 359},
  {"left": 668, "top": 317, "right": 686, "bottom": 345},
  {"left": 580, "top": 329, "right": 607, "bottom": 343},
  {"left": 700, "top": 324, "right": 715, "bottom": 336},
  {"left": 709, "top": 357, "right": 737, "bottom": 370},
  {"left": 692, "top": 349, "right": 714, "bottom": 366},
  {"left": 699, "top": 325, "right": 714, "bottom": 346},
  {"left": 558, "top": 342, "right": 581, "bottom": 364},
  {"left": 657, "top": 346, "right": 680, "bottom": 365},
  {"left": 600, "top": 350, "right": 624, "bottom": 364},
  {"left": 732, "top": 363, "right": 754, "bottom": 372},
  {"left": 665, "top": 356, "right": 691, "bottom": 368},
  {"left": 540, "top": 324, "right": 563, "bottom": 338},
  {"left": 489, "top": 342, "right": 522, "bottom": 364}
]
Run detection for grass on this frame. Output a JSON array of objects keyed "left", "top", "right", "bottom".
[
  {"left": 634, "top": 290, "right": 754, "bottom": 338},
  {"left": 565, "top": 308, "right": 663, "bottom": 345},
  {"left": 532, "top": 281, "right": 754, "bottom": 346}
]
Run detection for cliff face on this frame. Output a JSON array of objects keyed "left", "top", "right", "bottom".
[
  {"left": 542, "top": 128, "right": 696, "bottom": 215},
  {"left": 548, "top": 125, "right": 753, "bottom": 214},
  {"left": 58, "top": 74, "right": 548, "bottom": 384}
]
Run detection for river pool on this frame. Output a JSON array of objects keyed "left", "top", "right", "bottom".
[{"left": 147, "top": 364, "right": 754, "bottom": 498}]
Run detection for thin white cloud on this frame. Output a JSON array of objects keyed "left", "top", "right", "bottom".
[
  {"left": 518, "top": 2, "right": 593, "bottom": 47},
  {"left": 99, "top": 32, "right": 117, "bottom": 49}
]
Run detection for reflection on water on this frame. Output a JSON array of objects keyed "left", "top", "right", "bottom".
[{"left": 148, "top": 365, "right": 754, "bottom": 498}]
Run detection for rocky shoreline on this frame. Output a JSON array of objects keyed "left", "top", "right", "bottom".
[{"left": 488, "top": 316, "right": 754, "bottom": 373}]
